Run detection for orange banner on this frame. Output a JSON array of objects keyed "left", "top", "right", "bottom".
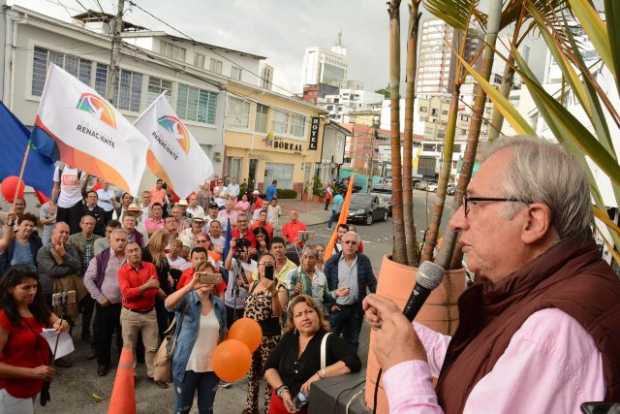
[{"left": 324, "top": 176, "right": 355, "bottom": 261}]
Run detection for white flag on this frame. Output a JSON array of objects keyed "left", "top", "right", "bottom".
[
  {"left": 33, "top": 64, "right": 149, "bottom": 195},
  {"left": 134, "top": 93, "right": 214, "bottom": 198}
]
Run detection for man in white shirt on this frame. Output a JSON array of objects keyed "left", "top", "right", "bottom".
[
  {"left": 185, "top": 193, "right": 205, "bottom": 219},
  {"left": 206, "top": 220, "right": 226, "bottom": 254},
  {"left": 52, "top": 163, "right": 87, "bottom": 234}
]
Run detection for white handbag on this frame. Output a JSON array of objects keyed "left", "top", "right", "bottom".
[{"left": 320, "top": 332, "right": 332, "bottom": 370}]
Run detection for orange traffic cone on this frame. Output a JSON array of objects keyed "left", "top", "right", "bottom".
[{"left": 108, "top": 346, "right": 136, "bottom": 414}]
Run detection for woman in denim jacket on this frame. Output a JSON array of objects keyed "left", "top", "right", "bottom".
[{"left": 165, "top": 262, "right": 227, "bottom": 414}]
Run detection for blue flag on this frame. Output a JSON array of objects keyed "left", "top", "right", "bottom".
[
  {"left": 222, "top": 218, "right": 233, "bottom": 260},
  {"left": 0, "top": 101, "right": 56, "bottom": 196}
]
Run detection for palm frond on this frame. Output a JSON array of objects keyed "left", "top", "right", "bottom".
[
  {"left": 423, "top": 0, "right": 480, "bottom": 32},
  {"left": 604, "top": 0, "right": 620, "bottom": 97}
]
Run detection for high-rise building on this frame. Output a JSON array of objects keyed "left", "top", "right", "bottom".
[
  {"left": 416, "top": 19, "right": 482, "bottom": 96},
  {"left": 301, "top": 32, "right": 349, "bottom": 89}
]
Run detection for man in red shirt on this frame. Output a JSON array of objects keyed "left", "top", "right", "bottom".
[
  {"left": 282, "top": 210, "right": 307, "bottom": 247},
  {"left": 232, "top": 212, "right": 257, "bottom": 248},
  {"left": 177, "top": 247, "right": 226, "bottom": 296},
  {"left": 117, "top": 242, "right": 166, "bottom": 387},
  {"left": 250, "top": 209, "right": 274, "bottom": 239}
]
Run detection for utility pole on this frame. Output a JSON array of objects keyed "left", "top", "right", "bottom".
[{"left": 106, "top": 0, "right": 125, "bottom": 105}]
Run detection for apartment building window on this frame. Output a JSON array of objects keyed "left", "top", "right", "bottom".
[
  {"left": 231, "top": 66, "right": 242, "bottom": 81},
  {"left": 177, "top": 83, "right": 218, "bottom": 124},
  {"left": 453, "top": 144, "right": 461, "bottom": 153},
  {"left": 227, "top": 97, "right": 250, "bottom": 128},
  {"left": 289, "top": 113, "right": 306, "bottom": 137},
  {"left": 147, "top": 76, "right": 172, "bottom": 106},
  {"left": 116, "top": 69, "right": 143, "bottom": 112},
  {"left": 210, "top": 58, "right": 223, "bottom": 74},
  {"left": 272, "top": 110, "right": 288, "bottom": 134},
  {"left": 32, "top": 46, "right": 92, "bottom": 96},
  {"left": 160, "top": 41, "right": 186, "bottom": 62},
  {"left": 94, "top": 63, "right": 108, "bottom": 96},
  {"left": 194, "top": 53, "right": 206, "bottom": 68},
  {"left": 423, "top": 143, "right": 436, "bottom": 152},
  {"left": 255, "top": 104, "right": 269, "bottom": 133}
]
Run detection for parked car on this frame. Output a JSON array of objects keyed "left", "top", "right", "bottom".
[
  {"left": 447, "top": 184, "right": 456, "bottom": 195},
  {"left": 414, "top": 180, "right": 428, "bottom": 191},
  {"left": 427, "top": 182, "right": 438, "bottom": 192},
  {"left": 371, "top": 192, "right": 392, "bottom": 216},
  {"left": 372, "top": 177, "right": 392, "bottom": 193},
  {"left": 347, "top": 193, "right": 390, "bottom": 225}
]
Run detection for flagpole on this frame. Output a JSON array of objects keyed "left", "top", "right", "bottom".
[{"left": 13, "top": 141, "right": 31, "bottom": 211}]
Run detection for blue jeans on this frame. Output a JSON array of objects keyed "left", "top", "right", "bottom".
[
  {"left": 175, "top": 371, "right": 219, "bottom": 414},
  {"left": 327, "top": 210, "right": 340, "bottom": 229},
  {"left": 329, "top": 303, "right": 362, "bottom": 353}
]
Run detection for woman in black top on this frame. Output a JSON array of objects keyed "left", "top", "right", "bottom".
[{"left": 264, "top": 295, "right": 361, "bottom": 413}]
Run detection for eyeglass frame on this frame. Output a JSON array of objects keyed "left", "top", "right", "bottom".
[{"left": 462, "top": 195, "right": 529, "bottom": 218}]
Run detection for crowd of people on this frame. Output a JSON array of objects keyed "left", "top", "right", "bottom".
[{"left": 0, "top": 167, "right": 373, "bottom": 414}]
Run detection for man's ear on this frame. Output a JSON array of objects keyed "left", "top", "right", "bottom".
[{"left": 521, "top": 202, "right": 553, "bottom": 245}]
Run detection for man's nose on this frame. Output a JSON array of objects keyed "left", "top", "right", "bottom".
[{"left": 448, "top": 205, "right": 467, "bottom": 231}]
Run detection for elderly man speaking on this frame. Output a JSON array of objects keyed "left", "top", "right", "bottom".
[{"left": 364, "top": 137, "right": 620, "bottom": 413}]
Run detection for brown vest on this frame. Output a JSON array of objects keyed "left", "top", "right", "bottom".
[{"left": 436, "top": 238, "right": 620, "bottom": 413}]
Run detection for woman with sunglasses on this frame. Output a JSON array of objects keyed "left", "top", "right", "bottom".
[
  {"left": 0, "top": 265, "right": 69, "bottom": 413},
  {"left": 165, "top": 262, "right": 226, "bottom": 414}
]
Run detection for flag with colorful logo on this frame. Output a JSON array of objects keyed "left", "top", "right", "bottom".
[
  {"left": 134, "top": 93, "right": 214, "bottom": 199},
  {"left": 30, "top": 64, "right": 149, "bottom": 195}
]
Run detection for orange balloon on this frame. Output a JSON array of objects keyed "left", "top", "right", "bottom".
[
  {"left": 212, "top": 339, "right": 252, "bottom": 382},
  {"left": 228, "top": 317, "right": 263, "bottom": 352}
]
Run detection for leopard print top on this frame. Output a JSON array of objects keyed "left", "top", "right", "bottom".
[{"left": 244, "top": 281, "right": 280, "bottom": 336}]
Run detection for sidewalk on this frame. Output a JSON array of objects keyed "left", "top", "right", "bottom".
[{"left": 279, "top": 198, "right": 328, "bottom": 226}]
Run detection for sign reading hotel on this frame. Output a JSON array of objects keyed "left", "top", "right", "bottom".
[{"left": 309, "top": 116, "right": 320, "bottom": 150}]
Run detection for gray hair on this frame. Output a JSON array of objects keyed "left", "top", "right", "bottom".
[
  {"left": 301, "top": 245, "right": 317, "bottom": 258},
  {"left": 110, "top": 228, "right": 128, "bottom": 238},
  {"left": 485, "top": 136, "right": 592, "bottom": 240},
  {"left": 342, "top": 230, "right": 361, "bottom": 243}
]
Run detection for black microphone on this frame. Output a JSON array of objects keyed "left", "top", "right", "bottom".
[{"left": 402, "top": 261, "right": 445, "bottom": 321}]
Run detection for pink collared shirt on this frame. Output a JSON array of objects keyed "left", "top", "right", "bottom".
[{"left": 382, "top": 308, "right": 605, "bottom": 414}]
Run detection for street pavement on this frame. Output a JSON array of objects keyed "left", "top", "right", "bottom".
[{"left": 35, "top": 190, "right": 455, "bottom": 413}]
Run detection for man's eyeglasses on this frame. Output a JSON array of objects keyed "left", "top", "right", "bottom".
[
  {"left": 343, "top": 240, "right": 358, "bottom": 245},
  {"left": 463, "top": 195, "right": 527, "bottom": 218}
]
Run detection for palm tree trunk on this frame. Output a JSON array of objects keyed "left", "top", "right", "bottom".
[
  {"left": 487, "top": 10, "right": 524, "bottom": 142},
  {"left": 403, "top": 1, "right": 421, "bottom": 266},
  {"left": 435, "top": 0, "right": 503, "bottom": 270},
  {"left": 388, "top": 0, "right": 408, "bottom": 264},
  {"left": 421, "top": 84, "right": 461, "bottom": 262},
  {"left": 420, "top": 25, "right": 471, "bottom": 263}
]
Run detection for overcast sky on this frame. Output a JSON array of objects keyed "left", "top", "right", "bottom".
[{"left": 13, "top": 0, "right": 435, "bottom": 95}]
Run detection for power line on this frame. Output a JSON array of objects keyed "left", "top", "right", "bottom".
[
  {"left": 126, "top": 0, "right": 299, "bottom": 97},
  {"left": 54, "top": 0, "right": 75, "bottom": 18},
  {"left": 73, "top": 0, "right": 88, "bottom": 11},
  {"left": 93, "top": 0, "right": 105, "bottom": 13}
]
